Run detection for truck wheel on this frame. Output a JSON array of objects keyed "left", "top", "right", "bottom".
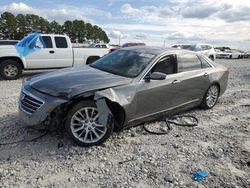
[
  {"left": 65, "top": 100, "right": 114, "bottom": 147},
  {"left": 0, "top": 59, "right": 22, "bottom": 80}
]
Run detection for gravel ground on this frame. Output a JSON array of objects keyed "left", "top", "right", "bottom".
[{"left": 0, "top": 59, "right": 249, "bottom": 188}]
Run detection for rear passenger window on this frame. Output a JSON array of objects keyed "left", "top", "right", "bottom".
[
  {"left": 151, "top": 55, "right": 177, "bottom": 75},
  {"left": 55, "top": 37, "right": 68, "bottom": 48},
  {"left": 41, "top": 36, "right": 53, "bottom": 48},
  {"left": 178, "top": 53, "right": 202, "bottom": 72},
  {"left": 199, "top": 56, "right": 212, "bottom": 69}
]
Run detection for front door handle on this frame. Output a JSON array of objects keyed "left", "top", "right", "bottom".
[
  {"left": 172, "top": 79, "right": 181, "bottom": 84},
  {"left": 204, "top": 72, "right": 209, "bottom": 77},
  {"left": 49, "top": 50, "right": 55, "bottom": 54}
]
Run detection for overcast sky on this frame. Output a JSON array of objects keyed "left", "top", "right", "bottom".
[{"left": 1, "top": 0, "right": 250, "bottom": 50}]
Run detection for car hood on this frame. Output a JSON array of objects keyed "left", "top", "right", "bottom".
[{"left": 28, "top": 65, "right": 133, "bottom": 99}]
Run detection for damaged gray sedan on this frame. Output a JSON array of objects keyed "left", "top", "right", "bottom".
[{"left": 19, "top": 47, "right": 228, "bottom": 146}]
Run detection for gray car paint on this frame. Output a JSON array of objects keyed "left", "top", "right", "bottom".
[
  {"left": 28, "top": 65, "right": 133, "bottom": 98},
  {"left": 19, "top": 47, "right": 228, "bottom": 128}
]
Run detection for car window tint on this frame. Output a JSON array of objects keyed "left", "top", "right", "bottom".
[
  {"left": 199, "top": 56, "right": 212, "bottom": 69},
  {"left": 41, "top": 36, "right": 53, "bottom": 48},
  {"left": 55, "top": 37, "right": 68, "bottom": 48},
  {"left": 178, "top": 53, "right": 202, "bottom": 72},
  {"left": 91, "top": 50, "right": 155, "bottom": 78},
  {"left": 152, "top": 55, "right": 176, "bottom": 75}
]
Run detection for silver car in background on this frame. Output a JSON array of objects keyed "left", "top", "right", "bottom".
[
  {"left": 172, "top": 44, "right": 216, "bottom": 61},
  {"left": 19, "top": 47, "right": 228, "bottom": 146}
]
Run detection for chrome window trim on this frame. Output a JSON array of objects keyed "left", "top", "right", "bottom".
[{"left": 139, "top": 52, "right": 214, "bottom": 82}]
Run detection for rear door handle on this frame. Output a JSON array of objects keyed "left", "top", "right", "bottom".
[
  {"left": 204, "top": 72, "right": 209, "bottom": 77},
  {"left": 49, "top": 50, "right": 55, "bottom": 54},
  {"left": 172, "top": 80, "right": 181, "bottom": 84}
]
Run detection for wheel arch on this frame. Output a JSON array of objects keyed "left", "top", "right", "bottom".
[
  {"left": 105, "top": 98, "right": 126, "bottom": 131},
  {"left": 0, "top": 56, "right": 24, "bottom": 69},
  {"left": 210, "top": 81, "right": 221, "bottom": 95},
  {"left": 86, "top": 56, "right": 100, "bottom": 64},
  {"left": 65, "top": 94, "right": 126, "bottom": 131}
]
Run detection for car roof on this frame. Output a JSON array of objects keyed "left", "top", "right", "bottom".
[{"left": 121, "top": 46, "right": 189, "bottom": 55}]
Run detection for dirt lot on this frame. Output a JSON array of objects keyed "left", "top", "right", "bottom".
[{"left": 0, "top": 59, "right": 249, "bottom": 188}]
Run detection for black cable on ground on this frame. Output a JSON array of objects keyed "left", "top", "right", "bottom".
[
  {"left": 143, "top": 115, "right": 198, "bottom": 135},
  {"left": 0, "top": 130, "right": 48, "bottom": 146}
]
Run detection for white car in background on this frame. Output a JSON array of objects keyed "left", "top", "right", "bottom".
[
  {"left": 88, "top": 43, "right": 110, "bottom": 48},
  {"left": 217, "top": 49, "right": 243, "bottom": 59},
  {"left": 172, "top": 44, "right": 216, "bottom": 61},
  {"left": 243, "top": 51, "right": 250, "bottom": 58}
]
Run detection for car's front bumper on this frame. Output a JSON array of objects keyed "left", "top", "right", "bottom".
[{"left": 18, "top": 85, "right": 67, "bottom": 126}]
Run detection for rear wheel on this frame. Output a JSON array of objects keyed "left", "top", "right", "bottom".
[
  {"left": 65, "top": 100, "right": 113, "bottom": 147},
  {"left": 201, "top": 84, "right": 219, "bottom": 109},
  {"left": 0, "top": 59, "right": 22, "bottom": 80}
]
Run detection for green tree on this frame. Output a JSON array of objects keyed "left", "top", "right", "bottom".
[
  {"left": 49, "top": 20, "right": 62, "bottom": 34},
  {"left": 0, "top": 11, "right": 110, "bottom": 43},
  {"left": 15, "top": 14, "right": 27, "bottom": 39},
  {"left": 63, "top": 20, "right": 73, "bottom": 40},
  {"left": 0, "top": 12, "right": 17, "bottom": 39}
]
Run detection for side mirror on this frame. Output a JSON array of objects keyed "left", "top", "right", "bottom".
[{"left": 145, "top": 72, "right": 166, "bottom": 81}]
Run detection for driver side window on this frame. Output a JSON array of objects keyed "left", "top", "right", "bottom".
[{"left": 151, "top": 54, "right": 177, "bottom": 75}]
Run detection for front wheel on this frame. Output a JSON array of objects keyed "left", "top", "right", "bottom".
[
  {"left": 65, "top": 100, "right": 113, "bottom": 147},
  {"left": 201, "top": 84, "right": 220, "bottom": 109},
  {"left": 0, "top": 59, "right": 22, "bottom": 80}
]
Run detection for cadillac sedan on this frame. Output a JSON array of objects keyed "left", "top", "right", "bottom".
[{"left": 19, "top": 47, "right": 228, "bottom": 146}]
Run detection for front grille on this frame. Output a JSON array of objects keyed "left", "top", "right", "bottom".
[{"left": 20, "top": 92, "right": 44, "bottom": 114}]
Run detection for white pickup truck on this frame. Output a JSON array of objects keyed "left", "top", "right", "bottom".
[{"left": 0, "top": 34, "right": 110, "bottom": 80}]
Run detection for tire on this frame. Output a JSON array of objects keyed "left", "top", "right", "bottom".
[
  {"left": 201, "top": 84, "right": 220, "bottom": 109},
  {"left": 65, "top": 100, "right": 114, "bottom": 147},
  {"left": 0, "top": 59, "right": 22, "bottom": 80},
  {"left": 229, "top": 55, "right": 232, "bottom": 59},
  {"left": 209, "top": 55, "right": 214, "bottom": 61}
]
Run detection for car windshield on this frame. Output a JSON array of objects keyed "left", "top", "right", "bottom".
[{"left": 90, "top": 49, "right": 155, "bottom": 78}]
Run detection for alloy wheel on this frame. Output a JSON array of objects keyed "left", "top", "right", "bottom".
[
  {"left": 70, "top": 107, "right": 107, "bottom": 144},
  {"left": 206, "top": 85, "right": 219, "bottom": 108}
]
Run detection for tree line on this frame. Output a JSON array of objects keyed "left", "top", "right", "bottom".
[{"left": 0, "top": 12, "right": 110, "bottom": 43}]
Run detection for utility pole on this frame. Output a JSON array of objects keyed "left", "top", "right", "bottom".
[{"left": 119, "top": 34, "right": 121, "bottom": 46}]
